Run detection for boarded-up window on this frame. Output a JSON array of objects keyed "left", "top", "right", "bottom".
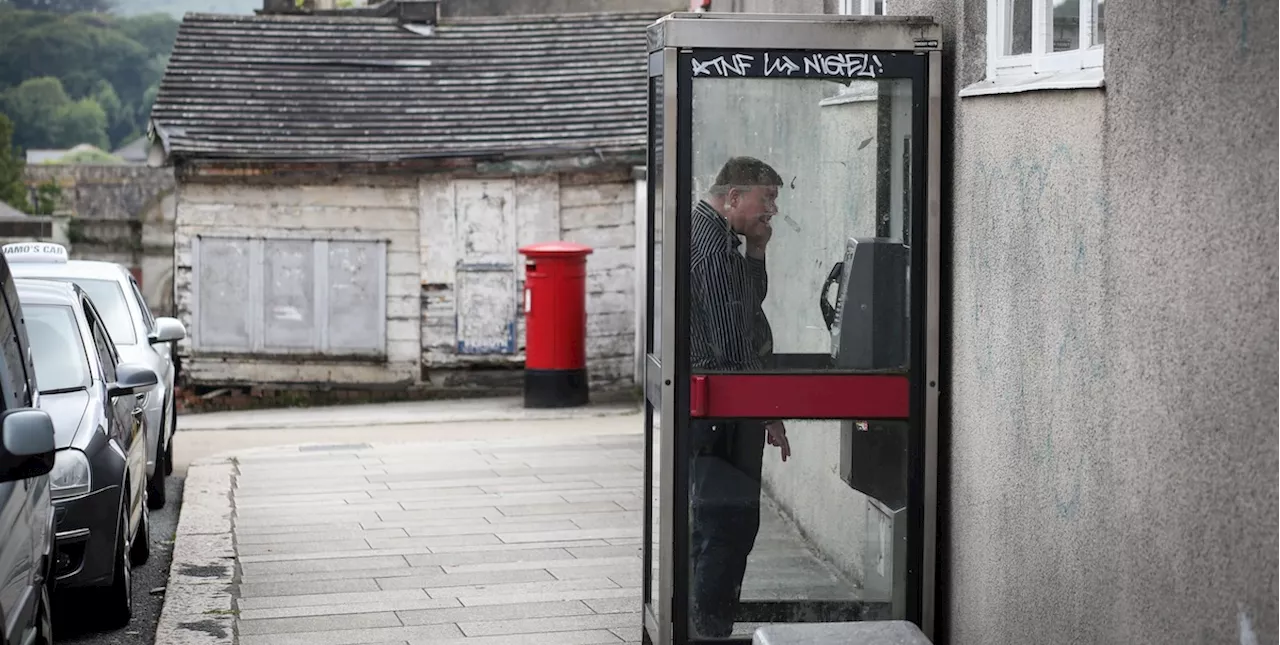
[{"left": 191, "top": 236, "right": 386, "bottom": 355}]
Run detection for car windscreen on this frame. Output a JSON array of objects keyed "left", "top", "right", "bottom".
[
  {"left": 71, "top": 279, "right": 137, "bottom": 345},
  {"left": 26, "top": 304, "right": 92, "bottom": 393}
]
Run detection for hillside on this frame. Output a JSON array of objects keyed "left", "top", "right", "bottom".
[{"left": 111, "top": 0, "right": 258, "bottom": 17}]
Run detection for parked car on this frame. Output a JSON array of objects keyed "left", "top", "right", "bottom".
[
  {"left": 0, "top": 253, "right": 58, "bottom": 645},
  {"left": 17, "top": 278, "right": 157, "bottom": 629},
  {"left": 2, "top": 242, "right": 184, "bottom": 510}
]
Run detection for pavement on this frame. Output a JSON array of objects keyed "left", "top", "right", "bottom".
[
  {"left": 158, "top": 398, "right": 648, "bottom": 645},
  {"left": 159, "top": 396, "right": 858, "bottom": 644}
]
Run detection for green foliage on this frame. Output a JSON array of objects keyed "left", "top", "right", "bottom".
[
  {"left": 49, "top": 98, "right": 109, "bottom": 149},
  {"left": 43, "top": 145, "right": 124, "bottom": 164},
  {"left": 0, "top": 114, "right": 30, "bottom": 213},
  {"left": 28, "top": 180, "right": 62, "bottom": 215},
  {"left": 0, "top": 5, "right": 177, "bottom": 152}
]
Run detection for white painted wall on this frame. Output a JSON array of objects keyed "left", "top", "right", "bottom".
[
  {"left": 419, "top": 168, "right": 638, "bottom": 387},
  {"left": 173, "top": 179, "right": 422, "bottom": 385},
  {"left": 176, "top": 167, "right": 640, "bottom": 390},
  {"left": 558, "top": 169, "right": 637, "bottom": 387}
]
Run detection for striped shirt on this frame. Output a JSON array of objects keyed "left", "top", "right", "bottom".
[{"left": 689, "top": 199, "right": 773, "bottom": 371}]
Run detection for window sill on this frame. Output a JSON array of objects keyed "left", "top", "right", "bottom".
[{"left": 959, "top": 67, "right": 1104, "bottom": 98}]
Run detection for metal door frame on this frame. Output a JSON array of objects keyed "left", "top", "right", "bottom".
[{"left": 642, "top": 12, "right": 942, "bottom": 645}]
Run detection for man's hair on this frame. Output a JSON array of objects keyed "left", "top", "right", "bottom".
[{"left": 708, "top": 156, "right": 782, "bottom": 196}]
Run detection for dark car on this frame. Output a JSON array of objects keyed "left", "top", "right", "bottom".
[
  {"left": 16, "top": 278, "right": 157, "bottom": 629},
  {"left": 0, "top": 255, "right": 59, "bottom": 644}
]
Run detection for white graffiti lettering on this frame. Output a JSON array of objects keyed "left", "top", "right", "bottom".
[
  {"left": 691, "top": 53, "right": 756, "bottom": 76},
  {"left": 763, "top": 52, "right": 801, "bottom": 76},
  {"left": 802, "top": 52, "right": 883, "bottom": 78}
]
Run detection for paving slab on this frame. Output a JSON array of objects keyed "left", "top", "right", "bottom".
[{"left": 160, "top": 412, "right": 865, "bottom": 645}]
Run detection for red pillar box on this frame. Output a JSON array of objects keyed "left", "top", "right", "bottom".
[{"left": 518, "top": 241, "right": 593, "bottom": 408}]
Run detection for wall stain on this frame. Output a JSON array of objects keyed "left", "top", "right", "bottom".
[{"left": 964, "top": 140, "right": 1106, "bottom": 522}]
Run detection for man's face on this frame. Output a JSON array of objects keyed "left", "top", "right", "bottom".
[{"left": 727, "top": 184, "right": 779, "bottom": 239}]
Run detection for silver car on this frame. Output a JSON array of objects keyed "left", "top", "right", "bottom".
[{"left": 3, "top": 243, "right": 185, "bottom": 510}]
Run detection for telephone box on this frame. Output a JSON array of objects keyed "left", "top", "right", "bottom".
[{"left": 641, "top": 13, "right": 942, "bottom": 645}]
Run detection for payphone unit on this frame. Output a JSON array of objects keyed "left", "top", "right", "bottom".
[{"left": 642, "top": 11, "right": 941, "bottom": 645}]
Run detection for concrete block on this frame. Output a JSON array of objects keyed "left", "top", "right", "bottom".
[
  {"left": 239, "top": 596, "right": 459, "bottom": 621},
  {"left": 374, "top": 568, "right": 554, "bottom": 591},
  {"left": 458, "top": 611, "right": 637, "bottom": 636},
  {"left": 238, "top": 576, "right": 381, "bottom": 598},
  {"left": 238, "top": 622, "right": 463, "bottom": 645},
  {"left": 152, "top": 579, "right": 235, "bottom": 645},
  {"left": 456, "top": 586, "right": 636, "bottom": 608},
  {"left": 239, "top": 554, "right": 409, "bottom": 576},
  {"left": 238, "top": 587, "right": 429, "bottom": 611},
  {"left": 238, "top": 611, "right": 402, "bottom": 635},
  {"left": 753, "top": 621, "right": 932, "bottom": 645},
  {"left": 395, "top": 599, "right": 593, "bottom": 626}
]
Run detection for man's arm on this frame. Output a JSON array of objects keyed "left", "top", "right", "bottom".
[{"left": 691, "top": 253, "right": 761, "bottom": 370}]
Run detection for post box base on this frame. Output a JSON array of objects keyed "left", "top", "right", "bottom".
[{"left": 524, "top": 369, "right": 589, "bottom": 408}]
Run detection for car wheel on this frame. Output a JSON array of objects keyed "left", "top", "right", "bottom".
[
  {"left": 130, "top": 490, "right": 151, "bottom": 567},
  {"left": 34, "top": 578, "right": 52, "bottom": 645},
  {"left": 96, "top": 506, "right": 132, "bottom": 629},
  {"left": 147, "top": 442, "right": 167, "bottom": 509}
]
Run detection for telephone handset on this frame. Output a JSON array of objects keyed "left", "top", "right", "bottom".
[
  {"left": 822, "top": 237, "right": 909, "bottom": 370},
  {"left": 820, "top": 261, "right": 844, "bottom": 331}
]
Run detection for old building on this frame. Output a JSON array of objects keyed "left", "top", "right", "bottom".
[
  {"left": 149, "top": 2, "right": 666, "bottom": 392},
  {"left": 684, "top": 1, "right": 1277, "bottom": 644}
]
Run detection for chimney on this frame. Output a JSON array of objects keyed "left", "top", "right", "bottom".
[
  {"left": 262, "top": 0, "right": 316, "bottom": 13},
  {"left": 390, "top": 0, "right": 439, "bottom": 23}
]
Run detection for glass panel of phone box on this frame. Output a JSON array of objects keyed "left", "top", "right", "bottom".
[{"left": 685, "top": 75, "right": 914, "bottom": 639}]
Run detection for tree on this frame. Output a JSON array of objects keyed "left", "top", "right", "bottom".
[
  {"left": 7, "top": 0, "right": 113, "bottom": 13},
  {"left": 0, "top": 114, "right": 31, "bottom": 214},
  {"left": 48, "top": 97, "right": 108, "bottom": 149},
  {"left": 91, "top": 79, "right": 135, "bottom": 147},
  {"left": 0, "top": 76, "right": 71, "bottom": 149}
]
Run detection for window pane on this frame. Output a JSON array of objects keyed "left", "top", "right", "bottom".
[
  {"left": 687, "top": 73, "right": 916, "bottom": 639},
  {"left": 1095, "top": 0, "right": 1105, "bottom": 45},
  {"left": 688, "top": 77, "right": 913, "bottom": 371},
  {"left": 73, "top": 279, "right": 137, "bottom": 346},
  {"left": 195, "top": 238, "right": 253, "bottom": 351},
  {"left": 1008, "top": 0, "right": 1033, "bottom": 55},
  {"left": 25, "top": 305, "right": 90, "bottom": 393},
  {"left": 327, "top": 241, "right": 385, "bottom": 352},
  {"left": 649, "top": 75, "right": 663, "bottom": 360},
  {"left": 1053, "top": 0, "right": 1079, "bottom": 51},
  {"left": 263, "top": 240, "right": 315, "bottom": 349}
]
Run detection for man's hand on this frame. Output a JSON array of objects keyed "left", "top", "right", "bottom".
[
  {"left": 765, "top": 420, "right": 790, "bottom": 462},
  {"left": 745, "top": 218, "right": 773, "bottom": 259}
]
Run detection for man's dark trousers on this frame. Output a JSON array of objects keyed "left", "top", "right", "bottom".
[{"left": 689, "top": 419, "right": 766, "bottom": 638}]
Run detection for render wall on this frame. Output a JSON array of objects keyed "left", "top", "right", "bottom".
[
  {"left": 173, "top": 178, "right": 422, "bottom": 386},
  {"left": 419, "top": 168, "right": 639, "bottom": 389},
  {"left": 176, "top": 166, "right": 639, "bottom": 389},
  {"left": 942, "top": 1, "right": 1278, "bottom": 643}
]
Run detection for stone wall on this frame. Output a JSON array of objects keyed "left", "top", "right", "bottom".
[{"left": 22, "top": 165, "right": 177, "bottom": 315}]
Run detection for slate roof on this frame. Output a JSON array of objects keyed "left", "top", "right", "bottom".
[{"left": 150, "top": 10, "right": 662, "bottom": 163}]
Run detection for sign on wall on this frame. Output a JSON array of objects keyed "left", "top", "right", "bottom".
[{"left": 191, "top": 235, "right": 387, "bottom": 355}]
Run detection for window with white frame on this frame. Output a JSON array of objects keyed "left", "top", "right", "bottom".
[
  {"left": 985, "top": 0, "right": 1105, "bottom": 81},
  {"left": 190, "top": 236, "right": 387, "bottom": 356},
  {"left": 838, "top": 0, "right": 886, "bottom": 16}
]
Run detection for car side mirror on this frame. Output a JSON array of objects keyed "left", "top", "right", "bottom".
[
  {"left": 0, "top": 409, "right": 56, "bottom": 483},
  {"left": 109, "top": 363, "right": 159, "bottom": 399},
  {"left": 149, "top": 317, "right": 186, "bottom": 345}
]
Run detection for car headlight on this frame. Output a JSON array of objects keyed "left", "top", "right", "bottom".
[{"left": 50, "top": 449, "right": 91, "bottom": 499}]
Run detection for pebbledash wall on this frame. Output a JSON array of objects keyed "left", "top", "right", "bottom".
[{"left": 171, "top": 166, "right": 641, "bottom": 392}]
